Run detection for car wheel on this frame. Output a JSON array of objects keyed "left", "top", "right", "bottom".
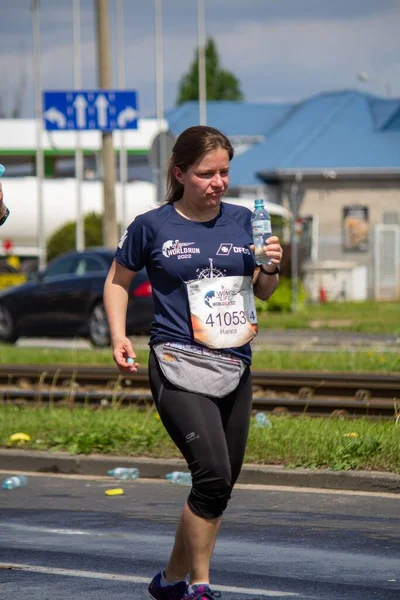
[
  {"left": 88, "top": 302, "right": 110, "bottom": 347},
  {"left": 0, "top": 304, "right": 19, "bottom": 344}
]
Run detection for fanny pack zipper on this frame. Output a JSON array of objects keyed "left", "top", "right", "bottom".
[{"left": 163, "top": 343, "right": 243, "bottom": 368}]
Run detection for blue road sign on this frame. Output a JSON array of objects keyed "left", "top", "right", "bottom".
[{"left": 43, "top": 90, "right": 138, "bottom": 131}]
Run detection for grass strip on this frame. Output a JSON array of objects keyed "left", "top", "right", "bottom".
[
  {"left": 1, "top": 345, "right": 399, "bottom": 373},
  {"left": 258, "top": 301, "right": 400, "bottom": 334},
  {"left": 1, "top": 405, "right": 399, "bottom": 473}
]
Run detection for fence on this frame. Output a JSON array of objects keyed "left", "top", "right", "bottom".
[{"left": 374, "top": 224, "right": 400, "bottom": 300}]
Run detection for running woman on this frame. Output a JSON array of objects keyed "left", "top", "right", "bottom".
[{"left": 103, "top": 125, "right": 283, "bottom": 600}]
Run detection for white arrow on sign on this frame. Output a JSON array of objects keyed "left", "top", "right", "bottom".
[
  {"left": 43, "top": 107, "right": 67, "bottom": 128},
  {"left": 94, "top": 94, "right": 109, "bottom": 128},
  {"left": 117, "top": 106, "right": 137, "bottom": 128},
  {"left": 73, "top": 94, "right": 88, "bottom": 128}
]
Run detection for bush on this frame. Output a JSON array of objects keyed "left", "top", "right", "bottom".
[
  {"left": 255, "top": 276, "right": 307, "bottom": 313},
  {"left": 46, "top": 212, "right": 103, "bottom": 262}
]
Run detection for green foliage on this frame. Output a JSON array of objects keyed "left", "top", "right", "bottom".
[
  {"left": 333, "top": 436, "right": 382, "bottom": 470},
  {"left": 1, "top": 406, "right": 399, "bottom": 472},
  {"left": 177, "top": 38, "right": 244, "bottom": 104},
  {"left": 46, "top": 212, "right": 103, "bottom": 262},
  {"left": 256, "top": 276, "right": 307, "bottom": 313}
]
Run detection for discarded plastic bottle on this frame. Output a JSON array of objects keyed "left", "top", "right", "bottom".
[
  {"left": 166, "top": 471, "right": 192, "bottom": 486},
  {"left": 108, "top": 467, "right": 139, "bottom": 480},
  {"left": 255, "top": 412, "right": 272, "bottom": 428},
  {"left": 251, "top": 198, "right": 272, "bottom": 265},
  {"left": 2, "top": 475, "right": 28, "bottom": 490}
]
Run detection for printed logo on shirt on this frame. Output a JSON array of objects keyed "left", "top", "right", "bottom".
[
  {"left": 216, "top": 243, "right": 251, "bottom": 256},
  {"left": 216, "top": 243, "right": 232, "bottom": 255},
  {"left": 162, "top": 239, "right": 200, "bottom": 259},
  {"left": 118, "top": 229, "right": 128, "bottom": 249}
]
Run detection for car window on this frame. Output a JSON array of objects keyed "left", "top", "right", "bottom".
[
  {"left": 75, "top": 256, "right": 106, "bottom": 276},
  {"left": 43, "top": 256, "right": 77, "bottom": 280}
]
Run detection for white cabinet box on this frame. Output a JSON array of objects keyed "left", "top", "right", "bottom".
[{"left": 303, "top": 260, "right": 368, "bottom": 302}]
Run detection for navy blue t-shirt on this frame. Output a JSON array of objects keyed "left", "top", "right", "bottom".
[{"left": 115, "top": 201, "right": 256, "bottom": 364}]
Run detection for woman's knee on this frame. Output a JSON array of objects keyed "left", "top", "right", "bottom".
[{"left": 188, "top": 465, "right": 233, "bottom": 519}]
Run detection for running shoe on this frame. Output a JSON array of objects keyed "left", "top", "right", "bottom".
[
  {"left": 148, "top": 571, "right": 187, "bottom": 600},
  {"left": 183, "top": 584, "right": 221, "bottom": 600}
]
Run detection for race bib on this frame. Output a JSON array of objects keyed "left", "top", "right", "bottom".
[{"left": 186, "top": 275, "right": 258, "bottom": 349}]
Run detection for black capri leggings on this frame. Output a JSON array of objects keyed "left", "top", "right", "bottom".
[{"left": 148, "top": 350, "right": 253, "bottom": 519}]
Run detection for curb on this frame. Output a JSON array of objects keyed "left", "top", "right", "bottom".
[{"left": 0, "top": 449, "right": 399, "bottom": 494}]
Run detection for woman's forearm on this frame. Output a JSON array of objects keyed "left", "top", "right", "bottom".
[
  {"left": 104, "top": 275, "right": 130, "bottom": 344},
  {"left": 253, "top": 270, "right": 279, "bottom": 301}
]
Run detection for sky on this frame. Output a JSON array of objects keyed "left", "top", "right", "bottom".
[{"left": 0, "top": 0, "right": 399, "bottom": 119}]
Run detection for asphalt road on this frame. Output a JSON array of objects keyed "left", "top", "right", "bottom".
[{"left": 0, "top": 473, "right": 399, "bottom": 600}]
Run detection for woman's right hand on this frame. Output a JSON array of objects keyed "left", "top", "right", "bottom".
[
  {"left": 0, "top": 182, "right": 4, "bottom": 213},
  {"left": 112, "top": 336, "right": 139, "bottom": 373}
]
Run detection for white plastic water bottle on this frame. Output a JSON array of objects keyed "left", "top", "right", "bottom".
[
  {"left": 251, "top": 199, "right": 272, "bottom": 265},
  {"left": 108, "top": 467, "right": 139, "bottom": 480},
  {"left": 166, "top": 471, "right": 192, "bottom": 486},
  {"left": 255, "top": 412, "right": 272, "bottom": 428},
  {"left": 2, "top": 475, "right": 28, "bottom": 490}
]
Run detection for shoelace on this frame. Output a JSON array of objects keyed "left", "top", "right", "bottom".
[{"left": 192, "top": 590, "right": 221, "bottom": 600}]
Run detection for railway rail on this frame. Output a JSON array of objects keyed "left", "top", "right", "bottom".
[{"left": 0, "top": 365, "right": 398, "bottom": 418}]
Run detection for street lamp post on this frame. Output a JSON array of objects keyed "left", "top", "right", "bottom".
[
  {"left": 73, "top": 0, "right": 84, "bottom": 252},
  {"left": 198, "top": 0, "right": 207, "bottom": 125},
  {"left": 116, "top": 0, "right": 128, "bottom": 235},
  {"left": 32, "top": 0, "right": 46, "bottom": 271}
]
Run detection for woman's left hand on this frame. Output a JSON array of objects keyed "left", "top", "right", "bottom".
[
  {"left": 250, "top": 236, "right": 283, "bottom": 267},
  {"left": 263, "top": 236, "right": 283, "bottom": 266}
]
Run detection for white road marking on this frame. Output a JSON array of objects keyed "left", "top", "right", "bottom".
[{"left": 0, "top": 563, "right": 299, "bottom": 597}]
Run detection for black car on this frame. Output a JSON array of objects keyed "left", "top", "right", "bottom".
[{"left": 0, "top": 248, "right": 153, "bottom": 346}]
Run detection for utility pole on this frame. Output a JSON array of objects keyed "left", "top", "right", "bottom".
[{"left": 96, "top": 0, "right": 118, "bottom": 247}]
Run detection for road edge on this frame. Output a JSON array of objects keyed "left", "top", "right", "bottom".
[{"left": 0, "top": 449, "right": 399, "bottom": 493}]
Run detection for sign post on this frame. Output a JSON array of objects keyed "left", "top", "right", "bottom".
[
  {"left": 148, "top": 131, "right": 175, "bottom": 205},
  {"left": 43, "top": 89, "right": 138, "bottom": 247}
]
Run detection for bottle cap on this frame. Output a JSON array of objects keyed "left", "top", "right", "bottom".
[{"left": 254, "top": 199, "right": 264, "bottom": 208}]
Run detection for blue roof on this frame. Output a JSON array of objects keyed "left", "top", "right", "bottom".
[
  {"left": 164, "top": 91, "right": 400, "bottom": 187},
  {"left": 165, "top": 101, "right": 294, "bottom": 137},
  {"left": 229, "top": 90, "right": 400, "bottom": 186}
]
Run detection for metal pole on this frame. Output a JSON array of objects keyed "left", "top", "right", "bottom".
[
  {"left": 73, "top": 0, "right": 84, "bottom": 251},
  {"left": 154, "top": 0, "right": 167, "bottom": 204},
  {"left": 198, "top": 0, "right": 207, "bottom": 125},
  {"left": 96, "top": 0, "right": 118, "bottom": 248},
  {"left": 289, "top": 173, "right": 303, "bottom": 313},
  {"left": 32, "top": 0, "right": 46, "bottom": 270},
  {"left": 116, "top": 0, "right": 128, "bottom": 235}
]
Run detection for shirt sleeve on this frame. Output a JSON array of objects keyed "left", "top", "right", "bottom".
[{"left": 114, "top": 215, "right": 153, "bottom": 272}]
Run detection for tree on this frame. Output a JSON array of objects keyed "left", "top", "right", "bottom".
[
  {"left": 46, "top": 213, "right": 103, "bottom": 262},
  {"left": 0, "top": 46, "right": 27, "bottom": 118},
  {"left": 176, "top": 38, "right": 244, "bottom": 104}
]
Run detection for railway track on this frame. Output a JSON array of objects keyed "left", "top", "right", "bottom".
[{"left": 0, "top": 365, "right": 398, "bottom": 418}]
